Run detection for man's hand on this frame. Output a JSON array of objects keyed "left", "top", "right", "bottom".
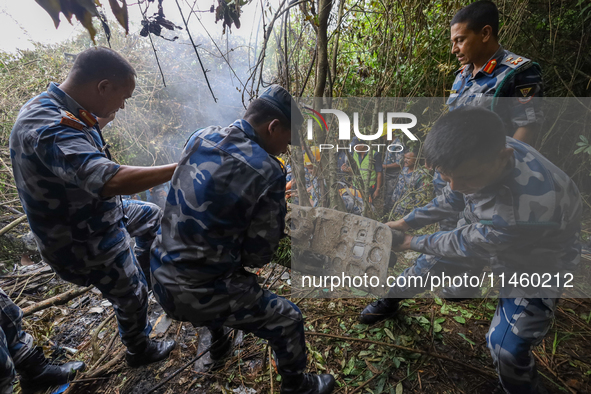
[
  {"left": 392, "top": 234, "right": 413, "bottom": 252},
  {"left": 341, "top": 163, "right": 351, "bottom": 173},
  {"left": 372, "top": 187, "right": 380, "bottom": 200},
  {"left": 386, "top": 218, "right": 411, "bottom": 232}
]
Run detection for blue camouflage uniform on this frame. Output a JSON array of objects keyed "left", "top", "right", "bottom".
[
  {"left": 0, "top": 288, "right": 34, "bottom": 393},
  {"left": 382, "top": 137, "right": 404, "bottom": 212},
  {"left": 9, "top": 83, "right": 162, "bottom": 350},
  {"left": 151, "top": 119, "right": 306, "bottom": 378},
  {"left": 388, "top": 137, "right": 581, "bottom": 393},
  {"left": 389, "top": 166, "right": 429, "bottom": 217},
  {"left": 436, "top": 46, "right": 544, "bottom": 230}
]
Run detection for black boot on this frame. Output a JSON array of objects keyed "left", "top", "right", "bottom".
[
  {"left": 17, "top": 346, "right": 85, "bottom": 394},
  {"left": 126, "top": 338, "right": 176, "bottom": 368},
  {"left": 281, "top": 373, "right": 335, "bottom": 394},
  {"left": 359, "top": 298, "right": 400, "bottom": 324},
  {"left": 209, "top": 327, "right": 233, "bottom": 371}
]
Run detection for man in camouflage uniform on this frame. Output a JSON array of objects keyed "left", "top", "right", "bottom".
[
  {"left": 0, "top": 288, "right": 85, "bottom": 393},
  {"left": 382, "top": 136, "right": 404, "bottom": 214},
  {"left": 360, "top": 107, "right": 580, "bottom": 394},
  {"left": 10, "top": 47, "right": 176, "bottom": 368},
  {"left": 437, "top": 0, "right": 545, "bottom": 298},
  {"left": 388, "top": 151, "right": 429, "bottom": 217},
  {"left": 151, "top": 86, "right": 335, "bottom": 394}
]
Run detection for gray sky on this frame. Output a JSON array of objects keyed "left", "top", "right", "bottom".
[{"left": 0, "top": 0, "right": 271, "bottom": 53}]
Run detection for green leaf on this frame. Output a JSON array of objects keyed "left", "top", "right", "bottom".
[
  {"left": 453, "top": 316, "right": 466, "bottom": 324},
  {"left": 384, "top": 328, "right": 395, "bottom": 341},
  {"left": 458, "top": 332, "right": 475, "bottom": 345},
  {"left": 396, "top": 382, "right": 403, "bottom": 394},
  {"left": 580, "top": 135, "right": 588, "bottom": 143}
]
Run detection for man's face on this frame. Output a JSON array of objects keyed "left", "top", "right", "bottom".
[
  {"left": 450, "top": 22, "right": 486, "bottom": 66},
  {"left": 98, "top": 76, "right": 135, "bottom": 118},
  {"left": 439, "top": 148, "right": 512, "bottom": 194},
  {"left": 403, "top": 152, "right": 417, "bottom": 168}
]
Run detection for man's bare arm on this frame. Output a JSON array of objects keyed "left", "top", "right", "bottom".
[
  {"left": 512, "top": 124, "right": 539, "bottom": 146},
  {"left": 101, "top": 163, "right": 177, "bottom": 197}
]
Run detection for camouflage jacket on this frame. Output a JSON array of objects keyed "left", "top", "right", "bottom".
[
  {"left": 447, "top": 46, "right": 544, "bottom": 134},
  {"left": 382, "top": 137, "right": 404, "bottom": 179},
  {"left": 404, "top": 137, "right": 581, "bottom": 274},
  {"left": 391, "top": 167, "right": 430, "bottom": 216},
  {"left": 9, "top": 83, "right": 124, "bottom": 272},
  {"left": 151, "top": 120, "right": 286, "bottom": 290}
]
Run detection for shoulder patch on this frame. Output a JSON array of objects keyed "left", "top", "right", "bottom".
[
  {"left": 501, "top": 54, "right": 531, "bottom": 69},
  {"left": 60, "top": 117, "right": 85, "bottom": 131}
]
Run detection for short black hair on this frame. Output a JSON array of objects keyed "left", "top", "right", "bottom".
[
  {"left": 244, "top": 98, "right": 290, "bottom": 129},
  {"left": 451, "top": 1, "right": 499, "bottom": 38},
  {"left": 424, "top": 107, "right": 506, "bottom": 173},
  {"left": 68, "top": 46, "right": 136, "bottom": 85}
]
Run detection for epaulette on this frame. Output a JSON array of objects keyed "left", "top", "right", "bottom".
[
  {"left": 60, "top": 117, "right": 85, "bottom": 131},
  {"left": 500, "top": 53, "right": 531, "bottom": 69}
]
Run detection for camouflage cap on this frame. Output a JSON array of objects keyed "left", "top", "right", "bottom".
[{"left": 259, "top": 85, "right": 304, "bottom": 135}]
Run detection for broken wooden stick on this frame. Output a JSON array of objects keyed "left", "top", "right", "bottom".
[
  {"left": 307, "top": 331, "right": 497, "bottom": 378},
  {"left": 22, "top": 285, "right": 93, "bottom": 317},
  {"left": 0, "top": 214, "right": 27, "bottom": 237}
]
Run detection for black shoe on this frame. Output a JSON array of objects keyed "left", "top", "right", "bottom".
[
  {"left": 209, "top": 327, "right": 233, "bottom": 371},
  {"left": 17, "top": 346, "right": 85, "bottom": 394},
  {"left": 440, "top": 285, "right": 480, "bottom": 302},
  {"left": 280, "top": 373, "right": 335, "bottom": 394},
  {"left": 126, "top": 339, "right": 176, "bottom": 368},
  {"left": 359, "top": 298, "right": 400, "bottom": 324}
]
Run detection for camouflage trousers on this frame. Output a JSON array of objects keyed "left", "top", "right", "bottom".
[
  {"left": 383, "top": 173, "right": 400, "bottom": 213},
  {"left": 50, "top": 199, "right": 161, "bottom": 350},
  {"left": 122, "top": 199, "right": 162, "bottom": 285},
  {"left": 0, "top": 287, "right": 34, "bottom": 394},
  {"left": 153, "top": 269, "right": 307, "bottom": 377},
  {"left": 387, "top": 254, "right": 554, "bottom": 393}
]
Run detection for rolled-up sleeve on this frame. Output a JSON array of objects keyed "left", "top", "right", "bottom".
[
  {"left": 34, "top": 125, "right": 120, "bottom": 198},
  {"left": 411, "top": 223, "right": 523, "bottom": 259}
]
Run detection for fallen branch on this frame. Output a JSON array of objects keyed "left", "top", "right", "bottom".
[
  {"left": 0, "top": 215, "right": 27, "bottom": 237},
  {"left": 22, "top": 285, "right": 93, "bottom": 317},
  {"left": 307, "top": 331, "right": 497, "bottom": 378},
  {"left": 63, "top": 349, "right": 126, "bottom": 394},
  {"left": 146, "top": 346, "right": 211, "bottom": 394},
  {"left": 348, "top": 370, "right": 385, "bottom": 394},
  {"left": 146, "top": 329, "right": 236, "bottom": 394},
  {"left": 85, "top": 349, "right": 125, "bottom": 378}
]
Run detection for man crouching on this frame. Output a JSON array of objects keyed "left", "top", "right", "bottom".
[{"left": 151, "top": 86, "right": 335, "bottom": 394}]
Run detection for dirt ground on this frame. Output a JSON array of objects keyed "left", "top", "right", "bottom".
[{"left": 2, "top": 256, "right": 591, "bottom": 394}]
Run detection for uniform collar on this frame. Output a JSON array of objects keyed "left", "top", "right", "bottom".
[
  {"left": 47, "top": 83, "right": 98, "bottom": 127},
  {"left": 462, "top": 45, "right": 506, "bottom": 79},
  {"left": 231, "top": 119, "right": 261, "bottom": 146}
]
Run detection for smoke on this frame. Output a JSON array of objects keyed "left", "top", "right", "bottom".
[{"left": 105, "top": 8, "right": 279, "bottom": 167}]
